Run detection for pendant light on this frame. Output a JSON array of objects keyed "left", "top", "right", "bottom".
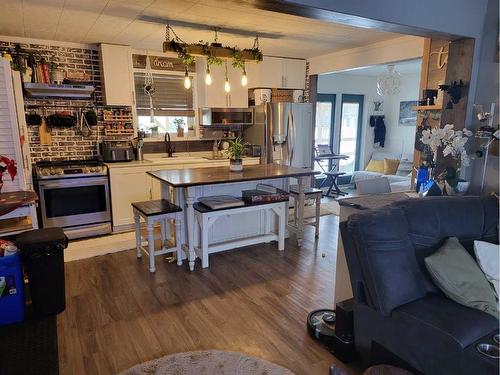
[
  {"left": 184, "top": 67, "right": 191, "bottom": 89},
  {"left": 376, "top": 64, "right": 401, "bottom": 96},
  {"left": 224, "top": 61, "right": 231, "bottom": 93},
  {"left": 241, "top": 64, "right": 248, "bottom": 87},
  {"left": 205, "top": 65, "right": 212, "bottom": 85}
]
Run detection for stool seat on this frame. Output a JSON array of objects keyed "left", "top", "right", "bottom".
[
  {"left": 289, "top": 185, "right": 323, "bottom": 195},
  {"left": 132, "top": 199, "right": 182, "bottom": 217},
  {"left": 132, "top": 199, "right": 183, "bottom": 273}
]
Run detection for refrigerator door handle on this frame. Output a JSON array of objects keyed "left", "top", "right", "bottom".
[{"left": 287, "top": 109, "right": 294, "bottom": 165}]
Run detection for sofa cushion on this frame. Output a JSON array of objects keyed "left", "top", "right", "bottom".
[
  {"left": 383, "top": 158, "right": 400, "bottom": 175},
  {"left": 474, "top": 240, "right": 500, "bottom": 297},
  {"left": 424, "top": 237, "right": 499, "bottom": 318},
  {"left": 365, "top": 159, "right": 385, "bottom": 173},
  {"left": 396, "top": 159, "right": 413, "bottom": 177},
  {"left": 392, "top": 295, "right": 498, "bottom": 349},
  {"left": 347, "top": 207, "right": 427, "bottom": 316},
  {"left": 392, "top": 196, "right": 499, "bottom": 293}
]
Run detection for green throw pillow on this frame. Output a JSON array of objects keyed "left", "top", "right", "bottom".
[{"left": 424, "top": 237, "right": 499, "bottom": 319}]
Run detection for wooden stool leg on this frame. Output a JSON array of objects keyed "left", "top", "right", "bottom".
[
  {"left": 278, "top": 205, "right": 285, "bottom": 251},
  {"left": 147, "top": 221, "right": 156, "bottom": 273},
  {"left": 315, "top": 195, "right": 321, "bottom": 238},
  {"left": 160, "top": 218, "right": 167, "bottom": 250},
  {"left": 201, "top": 216, "right": 209, "bottom": 268},
  {"left": 134, "top": 210, "right": 142, "bottom": 259},
  {"left": 175, "top": 213, "right": 183, "bottom": 266}
]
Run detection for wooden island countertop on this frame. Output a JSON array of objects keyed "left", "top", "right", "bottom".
[{"left": 148, "top": 164, "right": 318, "bottom": 188}]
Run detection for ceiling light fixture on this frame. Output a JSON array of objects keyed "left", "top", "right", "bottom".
[
  {"left": 241, "top": 65, "right": 248, "bottom": 87},
  {"left": 205, "top": 66, "right": 212, "bottom": 85},
  {"left": 184, "top": 67, "right": 191, "bottom": 89},
  {"left": 224, "top": 61, "right": 231, "bottom": 93},
  {"left": 377, "top": 64, "right": 401, "bottom": 96}
]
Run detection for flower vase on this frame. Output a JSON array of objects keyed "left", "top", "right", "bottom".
[{"left": 229, "top": 159, "right": 243, "bottom": 172}]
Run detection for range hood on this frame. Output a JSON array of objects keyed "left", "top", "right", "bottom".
[{"left": 24, "top": 83, "right": 95, "bottom": 99}]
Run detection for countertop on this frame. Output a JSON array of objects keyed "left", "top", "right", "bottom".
[
  {"left": 105, "top": 152, "right": 259, "bottom": 169},
  {"left": 148, "top": 164, "right": 318, "bottom": 188}
]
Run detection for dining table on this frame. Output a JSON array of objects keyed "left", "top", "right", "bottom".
[{"left": 148, "top": 163, "right": 318, "bottom": 270}]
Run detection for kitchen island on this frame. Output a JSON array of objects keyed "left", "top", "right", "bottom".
[{"left": 149, "top": 164, "right": 317, "bottom": 270}]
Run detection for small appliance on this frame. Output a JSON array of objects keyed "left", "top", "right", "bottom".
[
  {"left": 100, "top": 140, "right": 134, "bottom": 162},
  {"left": 246, "top": 144, "right": 262, "bottom": 157},
  {"left": 199, "top": 107, "right": 254, "bottom": 126}
]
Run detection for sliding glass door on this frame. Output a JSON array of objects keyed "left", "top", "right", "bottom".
[
  {"left": 314, "top": 94, "right": 336, "bottom": 173},
  {"left": 338, "top": 94, "right": 364, "bottom": 174}
]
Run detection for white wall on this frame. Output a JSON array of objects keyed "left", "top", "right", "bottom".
[{"left": 318, "top": 70, "right": 420, "bottom": 169}]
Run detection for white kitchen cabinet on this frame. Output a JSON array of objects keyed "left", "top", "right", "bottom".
[
  {"left": 197, "top": 59, "right": 248, "bottom": 108},
  {"left": 109, "top": 166, "right": 152, "bottom": 230},
  {"left": 99, "top": 44, "right": 134, "bottom": 106},
  {"left": 247, "top": 56, "right": 306, "bottom": 90}
]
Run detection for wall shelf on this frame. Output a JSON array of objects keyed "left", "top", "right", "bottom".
[
  {"left": 23, "top": 82, "right": 95, "bottom": 99},
  {"left": 412, "top": 104, "right": 442, "bottom": 111}
]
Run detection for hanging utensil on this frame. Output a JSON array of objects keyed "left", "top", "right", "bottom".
[{"left": 39, "top": 116, "right": 52, "bottom": 145}]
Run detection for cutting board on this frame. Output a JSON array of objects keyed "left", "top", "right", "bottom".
[{"left": 39, "top": 117, "right": 52, "bottom": 145}]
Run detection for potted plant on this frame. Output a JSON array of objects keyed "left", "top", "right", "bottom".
[
  {"left": 150, "top": 125, "right": 159, "bottom": 137},
  {"left": 173, "top": 118, "right": 185, "bottom": 137},
  {"left": 0, "top": 156, "right": 17, "bottom": 193},
  {"left": 224, "top": 137, "right": 246, "bottom": 172},
  {"left": 419, "top": 124, "right": 472, "bottom": 194}
]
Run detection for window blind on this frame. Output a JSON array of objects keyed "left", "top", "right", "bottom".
[{"left": 134, "top": 73, "right": 194, "bottom": 117}]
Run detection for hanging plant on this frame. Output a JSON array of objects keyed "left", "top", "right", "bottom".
[
  {"left": 243, "top": 47, "right": 263, "bottom": 62},
  {"left": 231, "top": 48, "right": 245, "bottom": 70},
  {"left": 198, "top": 41, "right": 223, "bottom": 67},
  {"left": 167, "top": 39, "right": 195, "bottom": 66}
]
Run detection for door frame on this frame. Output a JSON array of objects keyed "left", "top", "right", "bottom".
[
  {"left": 313, "top": 93, "right": 337, "bottom": 187},
  {"left": 339, "top": 94, "right": 364, "bottom": 177}
]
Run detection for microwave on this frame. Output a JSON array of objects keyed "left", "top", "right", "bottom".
[{"left": 199, "top": 107, "right": 254, "bottom": 126}]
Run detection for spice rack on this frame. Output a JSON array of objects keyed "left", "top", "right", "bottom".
[{"left": 103, "top": 110, "right": 134, "bottom": 136}]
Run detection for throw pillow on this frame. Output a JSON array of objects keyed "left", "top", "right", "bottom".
[
  {"left": 474, "top": 240, "right": 500, "bottom": 298},
  {"left": 424, "top": 237, "right": 499, "bottom": 318},
  {"left": 365, "top": 159, "right": 384, "bottom": 173},
  {"left": 396, "top": 159, "right": 414, "bottom": 177},
  {"left": 384, "top": 158, "right": 400, "bottom": 175}
]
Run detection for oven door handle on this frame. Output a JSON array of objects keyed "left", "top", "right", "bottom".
[{"left": 39, "top": 177, "right": 109, "bottom": 189}]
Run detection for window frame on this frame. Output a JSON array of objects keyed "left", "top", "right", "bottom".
[{"left": 131, "top": 67, "right": 199, "bottom": 142}]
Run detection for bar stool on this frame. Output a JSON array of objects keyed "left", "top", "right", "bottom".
[
  {"left": 132, "top": 199, "right": 183, "bottom": 273},
  {"left": 289, "top": 185, "right": 323, "bottom": 238}
]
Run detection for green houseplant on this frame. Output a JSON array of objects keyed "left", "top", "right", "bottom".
[
  {"left": 173, "top": 118, "right": 185, "bottom": 137},
  {"left": 224, "top": 137, "right": 246, "bottom": 172}
]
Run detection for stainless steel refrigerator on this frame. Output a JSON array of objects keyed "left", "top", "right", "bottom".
[{"left": 244, "top": 103, "right": 314, "bottom": 168}]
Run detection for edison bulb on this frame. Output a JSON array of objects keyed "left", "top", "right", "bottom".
[
  {"left": 184, "top": 75, "right": 191, "bottom": 89},
  {"left": 241, "top": 73, "right": 248, "bottom": 86},
  {"left": 224, "top": 79, "right": 231, "bottom": 93},
  {"left": 205, "top": 69, "right": 212, "bottom": 85}
]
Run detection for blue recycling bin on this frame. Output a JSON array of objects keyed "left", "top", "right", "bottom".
[{"left": 0, "top": 253, "right": 25, "bottom": 325}]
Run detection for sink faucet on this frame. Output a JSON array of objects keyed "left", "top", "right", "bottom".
[{"left": 164, "top": 132, "right": 174, "bottom": 157}]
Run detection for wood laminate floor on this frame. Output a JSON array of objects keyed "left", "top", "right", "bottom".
[{"left": 58, "top": 214, "right": 363, "bottom": 375}]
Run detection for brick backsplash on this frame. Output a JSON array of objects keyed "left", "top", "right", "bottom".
[{"left": 0, "top": 40, "right": 129, "bottom": 163}]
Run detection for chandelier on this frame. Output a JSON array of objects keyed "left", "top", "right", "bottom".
[{"left": 377, "top": 65, "right": 401, "bottom": 96}]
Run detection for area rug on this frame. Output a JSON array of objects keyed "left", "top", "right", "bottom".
[
  {"left": 0, "top": 306, "right": 59, "bottom": 375},
  {"left": 119, "top": 350, "right": 294, "bottom": 375},
  {"left": 289, "top": 200, "right": 340, "bottom": 220}
]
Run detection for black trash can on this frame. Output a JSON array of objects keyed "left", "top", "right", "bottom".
[{"left": 15, "top": 228, "right": 68, "bottom": 315}]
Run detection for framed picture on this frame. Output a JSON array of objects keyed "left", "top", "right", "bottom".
[{"left": 399, "top": 101, "right": 417, "bottom": 126}]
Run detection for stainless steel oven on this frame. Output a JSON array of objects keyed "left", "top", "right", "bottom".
[{"left": 35, "top": 160, "right": 112, "bottom": 239}]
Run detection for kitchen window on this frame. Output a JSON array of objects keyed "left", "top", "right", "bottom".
[{"left": 134, "top": 72, "right": 196, "bottom": 137}]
